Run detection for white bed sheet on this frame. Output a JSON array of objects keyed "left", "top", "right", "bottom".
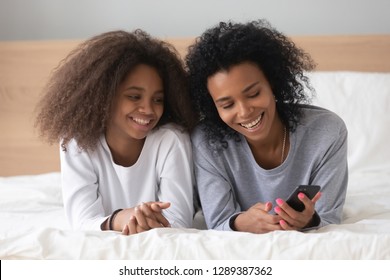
[
  {"left": 1, "top": 71, "right": 390, "bottom": 259},
  {"left": 1, "top": 171, "right": 390, "bottom": 259}
]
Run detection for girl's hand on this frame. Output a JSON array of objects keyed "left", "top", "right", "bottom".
[
  {"left": 134, "top": 202, "right": 171, "bottom": 229},
  {"left": 234, "top": 202, "right": 283, "bottom": 233},
  {"left": 274, "top": 192, "right": 321, "bottom": 230},
  {"left": 121, "top": 202, "right": 171, "bottom": 235}
]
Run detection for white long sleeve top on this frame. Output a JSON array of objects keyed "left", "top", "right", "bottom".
[{"left": 60, "top": 124, "right": 194, "bottom": 230}]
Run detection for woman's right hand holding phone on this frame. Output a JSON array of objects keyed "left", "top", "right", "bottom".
[{"left": 274, "top": 192, "right": 321, "bottom": 230}]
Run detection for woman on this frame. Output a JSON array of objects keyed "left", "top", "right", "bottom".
[
  {"left": 186, "top": 20, "right": 348, "bottom": 233},
  {"left": 35, "top": 29, "right": 195, "bottom": 235}
]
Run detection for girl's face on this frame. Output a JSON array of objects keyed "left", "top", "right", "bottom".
[
  {"left": 108, "top": 64, "right": 164, "bottom": 141},
  {"left": 207, "top": 62, "right": 279, "bottom": 143}
]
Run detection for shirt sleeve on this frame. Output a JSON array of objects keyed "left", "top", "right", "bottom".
[
  {"left": 156, "top": 129, "right": 195, "bottom": 228},
  {"left": 310, "top": 119, "right": 349, "bottom": 228},
  {"left": 192, "top": 135, "right": 240, "bottom": 231},
  {"left": 60, "top": 140, "right": 108, "bottom": 230}
]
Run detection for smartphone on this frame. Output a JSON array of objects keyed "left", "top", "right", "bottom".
[{"left": 285, "top": 185, "right": 320, "bottom": 212}]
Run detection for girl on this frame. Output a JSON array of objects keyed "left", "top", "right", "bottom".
[
  {"left": 35, "top": 29, "right": 195, "bottom": 235},
  {"left": 186, "top": 20, "right": 348, "bottom": 233}
]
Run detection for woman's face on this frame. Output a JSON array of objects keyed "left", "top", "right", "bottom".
[
  {"left": 108, "top": 64, "right": 164, "bottom": 141},
  {"left": 207, "top": 62, "right": 278, "bottom": 143}
]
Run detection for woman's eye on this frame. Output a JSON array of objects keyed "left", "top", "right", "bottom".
[
  {"left": 222, "top": 103, "right": 234, "bottom": 109},
  {"left": 248, "top": 91, "right": 260, "bottom": 98}
]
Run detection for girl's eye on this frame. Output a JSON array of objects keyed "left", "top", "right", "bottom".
[
  {"left": 153, "top": 97, "right": 164, "bottom": 104},
  {"left": 127, "top": 95, "right": 140, "bottom": 100}
]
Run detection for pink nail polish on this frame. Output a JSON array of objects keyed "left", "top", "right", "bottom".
[
  {"left": 274, "top": 206, "right": 281, "bottom": 213},
  {"left": 276, "top": 198, "right": 284, "bottom": 205},
  {"left": 298, "top": 193, "right": 305, "bottom": 199}
]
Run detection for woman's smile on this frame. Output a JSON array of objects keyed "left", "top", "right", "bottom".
[
  {"left": 240, "top": 112, "right": 264, "bottom": 130},
  {"left": 207, "top": 62, "right": 278, "bottom": 142}
]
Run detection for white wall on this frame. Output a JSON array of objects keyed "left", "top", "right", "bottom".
[{"left": 1, "top": 0, "right": 390, "bottom": 41}]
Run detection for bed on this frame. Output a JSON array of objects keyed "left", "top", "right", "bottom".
[{"left": 1, "top": 35, "right": 390, "bottom": 260}]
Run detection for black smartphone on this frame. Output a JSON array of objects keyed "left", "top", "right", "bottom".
[{"left": 285, "top": 185, "right": 320, "bottom": 212}]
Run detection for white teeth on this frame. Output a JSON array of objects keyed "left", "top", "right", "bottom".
[
  {"left": 241, "top": 115, "right": 262, "bottom": 129},
  {"left": 133, "top": 117, "right": 151, "bottom": 125}
]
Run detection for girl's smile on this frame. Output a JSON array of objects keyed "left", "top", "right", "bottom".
[{"left": 108, "top": 63, "right": 164, "bottom": 142}]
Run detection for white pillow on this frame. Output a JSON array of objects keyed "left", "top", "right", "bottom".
[{"left": 307, "top": 71, "right": 390, "bottom": 175}]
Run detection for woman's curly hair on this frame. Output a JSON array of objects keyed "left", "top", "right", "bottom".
[
  {"left": 35, "top": 29, "right": 195, "bottom": 151},
  {"left": 185, "top": 19, "right": 316, "bottom": 148}
]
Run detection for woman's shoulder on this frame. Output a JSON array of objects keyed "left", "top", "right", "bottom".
[
  {"left": 190, "top": 123, "right": 243, "bottom": 156},
  {"left": 299, "top": 105, "right": 347, "bottom": 132},
  {"left": 190, "top": 124, "right": 207, "bottom": 145},
  {"left": 190, "top": 123, "right": 220, "bottom": 150},
  {"left": 295, "top": 105, "right": 348, "bottom": 147}
]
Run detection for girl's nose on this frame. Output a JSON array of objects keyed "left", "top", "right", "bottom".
[{"left": 138, "top": 99, "right": 153, "bottom": 114}]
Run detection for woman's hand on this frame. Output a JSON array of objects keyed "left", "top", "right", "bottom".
[
  {"left": 234, "top": 202, "right": 283, "bottom": 233},
  {"left": 112, "top": 202, "right": 171, "bottom": 235},
  {"left": 274, "top": 192, "right": 322, "bottom": 230}
]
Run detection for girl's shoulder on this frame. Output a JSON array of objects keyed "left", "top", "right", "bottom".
[{"left": 149, "top": 123, "right": 191, "bottom": 144}]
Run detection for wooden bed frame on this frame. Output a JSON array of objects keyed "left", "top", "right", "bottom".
[{"left": 1, "top": 35, "right": 390, "bottom": 176}]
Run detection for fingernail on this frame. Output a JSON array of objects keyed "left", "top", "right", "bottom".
[
  {"left": 276, "top": 198, "right": 284, "bottom": 205},
  {"left": 298, "top": 193, "right": 305, "bottom": 199},
  {"left": 274, "top": 206, "right": 281, "bottom": 213},
  {"left": 280, "top": 220, "right": 286, "bottom": 226}
]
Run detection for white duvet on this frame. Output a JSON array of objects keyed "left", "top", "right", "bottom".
[{"left": 1, "top": 72, "right": 390, "bottom": 259}]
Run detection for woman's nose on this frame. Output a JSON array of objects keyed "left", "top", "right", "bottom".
[{"left": 237, "top": 102, "right": 253, "bottom": 118}]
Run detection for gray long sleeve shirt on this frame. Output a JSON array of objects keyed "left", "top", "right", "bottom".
[{"left": 191, "top": 105, "right": 348, "bottom": 231}]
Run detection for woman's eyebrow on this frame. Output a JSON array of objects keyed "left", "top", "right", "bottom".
[
  {"left": 214, "top": 81, "right": 260, "bottom": 104},
  {"left": 242, "top": 81, "right": 260, "bottom": 93},
  {"left": 215, "top": 96, "right": 231, "bottom": 104}
]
